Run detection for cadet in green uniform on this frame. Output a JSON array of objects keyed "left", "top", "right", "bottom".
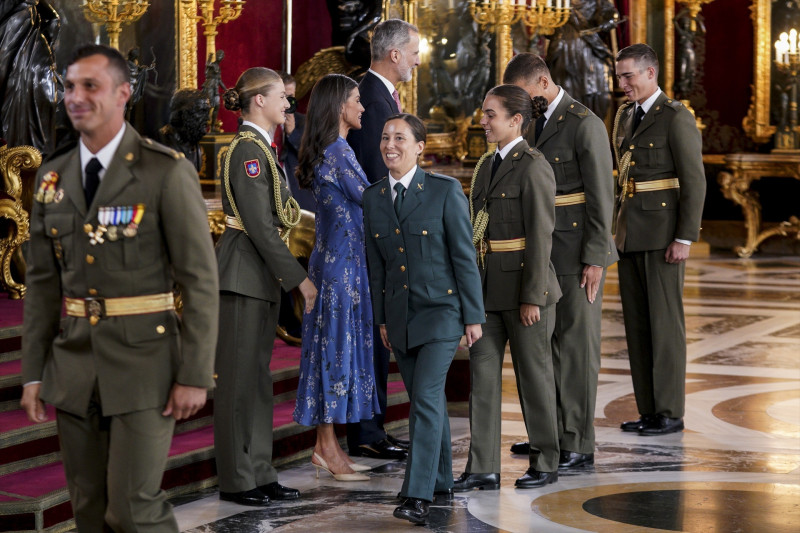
[
  {"left": 503, "top": 54, "right": 617, "bottom": 468},
  {"left": 613, "top": 44, "right": 705, "bottom": 436},
  {"left": 214, "top": 67, "right": 317, "bottom": 506},
  {"left": 455, "top": 85, "right": 562, "bottom": 492},
  {"left": 20, "top": 44, "right": 219, "bottom": 533}
]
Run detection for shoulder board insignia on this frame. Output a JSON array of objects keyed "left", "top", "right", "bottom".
[
  {"left": 512, "top": 152, "right": 519, "bottom": 158},
  {"left": 665, "top": 99, "right": 683, "bottom": 109},
  {"left": 567, "top": 102, "right": 589, "bottom": 117},
  {"left": 244, "top": 159, "right": 261, "bottom": 178}
]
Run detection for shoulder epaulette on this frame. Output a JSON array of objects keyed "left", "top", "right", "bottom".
[
  {"left": 365, "top": 176, "right": 388, "bottom": 190},
  {"left": 141, "top": 137, "right": 185, "bottom": 160},
  {"left": 664, "top": 98, "right": 684, "bottom": 110},
  {"left": 566, "top": 101, "right": 590, "bottom": 117},
  {"left": 522, "top": 146, "right": 543, "bottom": 159}
]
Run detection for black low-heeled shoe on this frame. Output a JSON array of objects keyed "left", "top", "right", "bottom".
[
  {"left": 393, "top": 497, "right": 430, "bottom": 524},
  {"left": 452, "top": 472, "right": 500, "bottom": 492},
  {"left": 219, "top": 488, "right": 270, "bottom": 506},
  {"left": 258, "top": 481, "right": 300, "bottom": 500},
  {"left": 514, "top": 468, "right": 558, "bottom": 489}
]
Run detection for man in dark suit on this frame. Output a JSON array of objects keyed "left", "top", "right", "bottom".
[
  {"left": 346, "top": 18, "right": 421, "bottom": 460},
  {"left": 613, "top": 44, "right": 706, "bottom": 436},
  {"left": 276, "top": 72, "right": 314, "bottom": 211},
  {"left": 503, "top": 54, "right": 617, "bottom": 468},
  {"left": 20, "top": 44, "right": 219, "bottom": 532}
]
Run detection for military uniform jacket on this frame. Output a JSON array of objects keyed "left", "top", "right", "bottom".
[
  {"left": 614, "top": 93, "right": 706, "bottom": 252},
  {"left": 216, "top": 124, "right": 307, "bottom": 301},
  {"left": 471, "top": 140, "right": 562, "bottom": 311},
  {"left": 529, "top": 91, "right": 618, "bottom": 275},
  {"left": 21, "top": 124, "right": 219, "bottom": 417},
  {"left": 363, "top": 168, "right": 485, "bottom": 352}
]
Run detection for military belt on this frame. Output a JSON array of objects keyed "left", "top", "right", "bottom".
[
  {"left": 623, "top": 177, "right": 680, "bottom": 197},
  {"left": 554, "top": 192, "right": 586, "bottom": 206},
  {"left": 65, "top": 293, "right": 175, "bottom": 325},
  {"left": 487, "top": 237, "right": 526, "bottom": 253},
  {"left": 225, "top": 215, "right": 244, "bottom": 231}
]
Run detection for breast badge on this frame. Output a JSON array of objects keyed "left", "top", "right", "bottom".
[
  {"left": 244, "top": 159, "right": 261, "bottom": 178},
  {"left": 89, "top": 204, "right": 146, "bottom": 245},
  {"left": 34, "top": 171, "right": 59, "bottom": 203}
]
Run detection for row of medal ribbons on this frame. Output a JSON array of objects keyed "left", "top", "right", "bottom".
[{"left": 95, "top": 204, "right": 145, "bottom": 241}]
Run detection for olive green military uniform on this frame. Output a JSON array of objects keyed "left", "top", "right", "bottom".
[
  {"left": 22, "top": 124, "right": 219, "bottom": 532},
  {"left": 529, "top": 91, "right": 617, "bottom": 455},
  {"left": 613, "top": 93, "right": 705, "bottom": 419},
  {"left": 214, "top": 124, "right": 307, "bottom": 493},
  {"left": 466, "top": 140, "right": 562, "bottom": 474}
]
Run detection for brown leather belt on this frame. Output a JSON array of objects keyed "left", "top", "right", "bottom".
[
  {"left": 487, "top": 237, "right": 526, "bottom": 253},
  {"left": 623, "top": 177, "right": 680, "bottom": 197},
  {"left": 65, "top": 293, "right": 175, "bottom": 325},
  {"left": 555, "top": 192, "right": 586, "bottom": 206}
]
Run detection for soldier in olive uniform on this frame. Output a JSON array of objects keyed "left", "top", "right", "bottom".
[
  {"left": 20, "top": 45, "right": 219, "bottom": 532},
  {"left": 455, "top": 85, "right": 562, "bottom": 492},
  {"left": 613, "top": 44, "right": 706, "bottom": 436},
  {"left": 503, "top": 54, "right": 617, "bottom": 468}
]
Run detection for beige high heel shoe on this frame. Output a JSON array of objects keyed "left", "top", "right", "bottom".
[
  {"left": 312, "top": 453, "right": 370, "bottom": 481},
  {"left": 348, "top": 462, "right": 372, "bottom": 472}
]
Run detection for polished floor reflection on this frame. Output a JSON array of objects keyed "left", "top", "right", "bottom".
[{"left": 172, "top": 255, "right": 800, "bottom": 532}]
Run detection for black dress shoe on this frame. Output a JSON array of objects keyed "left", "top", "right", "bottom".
[
  {"left": 433, "top": 488, "right": 454, "bottom": 502},
  {"left": 219, "top": 488, "right": 270, "bottom": 506},
  {"left": 639, "top": 415, "right": 684, "bottom": 435},
  {"left": 393, "top": 497, "right": 429, "bottom": 525},
  {"left": 558, "top": 451, "right": 595, "bottom": 468},
  {"left": 514, "top": 468, "right": 558, "bottom": 489},
  {"left": 258, "top": 481, "right": 299, "bottom": 500},
  {"left": 620, "top": 414, "right": 657, "bottom": 432},
  {"left": 510, "top": 441, "right": 530, "bottom": 455},
  {"left": 452, "top": 472, "right": 500, "bottom": 492},
  {"left": 352, "top": 438, "right": 407, "bottom": 460},
  {"left": 386, "top": 434, "right": 409, "bottom": 450}
]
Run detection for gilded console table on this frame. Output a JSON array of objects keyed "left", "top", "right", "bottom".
[{"left": 716, "top": 153, "right": 800, "bottom": 258}]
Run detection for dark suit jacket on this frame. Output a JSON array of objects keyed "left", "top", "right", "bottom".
[
  {"left": 280, "top": 112, "right": 315, "bottom": 211},
  {"left": 470, "top": 140, "right": 562, "bottom": 311},
  {"left": 363, "top": 168, "right": 485, "bottom": 352},
  {"left": 347, "top": 71, "right": 398, "bottom": 184},
  {"left": 529, "top": 91, "right": 618, "bottom": 275},
  {"left": 216, "top": 124, "right": 308, "bottom": 301},
  {"left": 22, "top": 124, "right": 219, "bottom": 417},
  {"left": 614, "top": 93, "right": 706, "bottom": 252}
]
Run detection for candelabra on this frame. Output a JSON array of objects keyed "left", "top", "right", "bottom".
[
  {"left": 773, "top": 29, "right": 800, "bottom": 152},
  {"left": 82, "top": 0, "right": 150, "bottom": 50},
  {"left": 468, "top": 0, "right": 523, "bottom": 83},
  {"left": 181, "top": 0, "right": 245, "bottom": 61},
  {"left": 520, "top": 0, "right": 572, "bottom": 36}
]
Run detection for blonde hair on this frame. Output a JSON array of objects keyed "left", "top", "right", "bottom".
[{"left": 223, "top": 67, "right": 282, "bottom": 114}]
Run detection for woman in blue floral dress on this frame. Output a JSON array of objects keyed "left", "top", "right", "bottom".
[{"left": 293, "top": 74, "right": 379, "bottom": 480}]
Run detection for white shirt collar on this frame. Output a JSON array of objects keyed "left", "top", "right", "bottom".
[
  {"left": 495, "top": 136, "right": 524, "bottom": 160},
  {"left": 638, "top": 87, "right": 662, "bottom": 115},
  {"left": 544, "top": 87, "right": 565, "bottom": 122},
  {"left": 368, "top": 69, "right": 397, "bottom": 98},
  {"left": 388, "top": 165, "right": 417, "bottom": 200},
  {"left": 242, "top": 120, "right": 273, "bottom": 146},
  {"left": 79, "top": 123, "right": 126, "bottom": 184}
]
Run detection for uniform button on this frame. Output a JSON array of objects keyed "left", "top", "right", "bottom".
[
  {"left": 403, "top": 284, "right": 408, "bottom": 290},
  {"left": 213, "top": 373, "right": 218, "bottom": 379},
  {"left": 89, "top": 316, "right": 99, "bottom": 326},
  {"left": 86, "top": 254, "right": 95, "bottom": 264},
  {"left": 375, "top": 233, "right": 379, "bottom": 238},
  {"left": 544, "top": 291, "right": 549, "bottom": 295},
  {"left": 630, "top": 161, "right": 636, "bottom": 166},
  {"left": 520, "top": 262, "right": 524, "bottom": 267},
  {"left": 661, "top": 202, "right": 667, "bottom": 207},
  {"left": 395, "top": 228, "right": 400, "bottom": 234},
  {"left": 400, "top": 265, "right": 406, "bottom": 272},
  {"left": 50, "top": 227, "right": 58, "bottom": 236},
  {"left": 156, "top": 325, "right": 166, "bottom": 334},
  {"left": 554, "top": 157, "right": 560, "bottom": 162},
  {"left": 398, "top": 247, "right": 404, "bottom": 252},
  {"left": 447, "top": 289, "right": 453, "bottom": 294},
  {"left": 422, "top": 230, "right": 428, "bottom": 235},
  {"left": 501, "top": 193, "right": 506, "bottom": 198},
  {"left": 84, "top": 224, "right": 93, "bottom": 233},
  {"left": 628, "top": 193, "right": 634, "bottom": 198},
  {"left": 88, "top": 288, "right": 98, "bottom": 296},
  {"left": 649, "top": 142, "right": 654, "bottom": 148},
  {"left": 629, "top": 145, "right": 635, "bottom": 150},
  {"left": 572, "top": 222, "right": 578, "bottom": 227}
]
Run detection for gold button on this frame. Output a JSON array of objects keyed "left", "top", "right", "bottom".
[
  {"left": 213, "top": 373, "right": 218, "bottom": 379},
  {"left": 544, "top": 291, "right": 549, "bottom": 295},
  {"left": 520, "top": 262, "right": 524, "bottom": 267},
  {"left": 400, "top": 265, "right": 406, "bottom": 272},
  {"left": 661, "top": 202, "right": 667, "bottom": 207},
  {"left": 50, "top": 227, "right": 58, "bottom": 236},
  {"left": 86, "top": 254, "right": 95, "bottom": 264},
  {"left": 395, "top": 228, "right": 400, "bottom": 234},
  {"left": 501, "top": 193, "right": 506, "bottom": 198},
  {"left": 629, "top": 145, "right": 635, "bottom": 150},
  {"left": 558, "top": 115, "right": 563, "bottom": 120},
  {"left": 447, "top": 289, "right": 453, "bottom": 294},
  {"left": 88, "top": 288, "right": 98, "bottom": 296},
  {"left": 569, "top": 104, "right": 574, "bottom": 108},
  {"left": 125, "top": 152, "right": 134, "bottom": 161},
  {"left": 398, "top": 247, "right": 404, "bottom": 252},
  {"left": 375, "top": 233, "right": 379, "bottom": 238},
  {"left": 554, "top": 157, "right": 560, "bottom": 162},
  {"left": 649, "top": 142, "right": 654, "bottom": 148},
  {"left": 628, "top": 193, "right": 634, "bottom": 198},
  {"left": 422, "top": 230, "right": 428, "bottom": 235},
  {"left": 84, "top": 224, "right": 93, "bottom": 233},
  {"left": 630, "top": 161, "right": 636, "bottom": 166},
  {"left": 403, "top": 284, "right": 408, "bottom": 290},
  {"left": 513, "top": 152, "right": 518, "bottom": 158},
  {"left": 156, "top": 325, "right": 166, "bottom": 334},
  {"left": 572, "top": 222, "right": 577, "bottom": 227},
  {"left": 89, "top": 316, "right": 99, "bottom": 326}
]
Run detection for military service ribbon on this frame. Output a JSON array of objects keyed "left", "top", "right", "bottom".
[{"left": 34, "top": 171, "right": 59, "bottom": 203}]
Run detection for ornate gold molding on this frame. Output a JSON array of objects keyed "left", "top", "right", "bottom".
[
  {"left": 0, "top": 145, "right": 42, "bottom": 299},
  {"left": 177, "top": 0, "right": 198, "bottom": 89},
  {"left": 664, "top": 0, "right": 675, "bottom": 99},
  {"left": 744, "top": 0, "right": 776, "bottom": 143}
]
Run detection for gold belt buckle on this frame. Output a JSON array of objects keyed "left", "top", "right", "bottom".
[
  {"left": 625, "top": 178, "right": 636, "bottom": 198},
  {"left": 85, "top": 297, "right": 106, "bottom": 325}
]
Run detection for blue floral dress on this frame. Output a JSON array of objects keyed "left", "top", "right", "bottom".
[{"left": 293, "top": 137, "right": 380, "bottom": 425}]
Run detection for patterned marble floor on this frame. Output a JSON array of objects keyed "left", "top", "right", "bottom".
[{"left": 171, "top": 254, "right": 800, "bottom": 532}]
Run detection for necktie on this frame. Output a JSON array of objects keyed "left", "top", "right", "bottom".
[
  {"left": 84, "top": 157, "right": 102, "bottom": 206},
  {"left": 633, "top": 106, "right": 645, "bottom": 134},
  {"left": 273, "top": 124, "right": 284, "bottom": 162},
  {"left": 490, "top": 153, "right": 502, "bottom": 179},
  {"left": 534, "top": 115, "right": 546, "bottom": 143},
  {"left": 393, "top": 182, "right": 405, "bottom": 216},
  {"left": 392, "top": 89, "right": 402, "bottom": 113}
]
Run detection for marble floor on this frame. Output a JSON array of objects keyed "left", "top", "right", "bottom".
[{"left": 170, "top": 254, "right": 800, "bottom": 532}]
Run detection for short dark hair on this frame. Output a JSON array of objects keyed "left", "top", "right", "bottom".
[
  {"left": 503, "top": 53, "right": 550, "bottom": 85},
  {"left": 385, "top": 113, "right": 426, "bottom": 144},
  {"left": 617, "top": 43, "right": 659, "bottom": 75},
  {"left": 486, "top": 84, "right": 547, "bottom": 135},
  {"left": 68, "top": 44, "right": 130, "bottom": 86},
  {"left": 278, "top": 71, "right": 296, "bottom": 86}
]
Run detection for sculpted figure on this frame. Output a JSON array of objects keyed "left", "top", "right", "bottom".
[
  {"left": 158, "top": 89, "right": 210, "bottom": 171},
  {"left": 202, "top": 50, "right": 227, "bottom": 132},
  {"left": 126, "top": 47, "right": 157, "bottom": 117}
]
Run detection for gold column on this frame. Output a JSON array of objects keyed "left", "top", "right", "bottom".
[
  {"left": 176, "top": 0, "right": 198, "bottom": 89},
  {"left": 180, "top": 0, "right": 245, "bottom": 63}
]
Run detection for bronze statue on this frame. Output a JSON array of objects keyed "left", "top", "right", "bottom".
[
  {"left": 673, "top": 9, "right": 705, "bottom": 98},
  {"left": 202, "top": 49, "right": 227, "bottom": 133},
  {"left": 126, "top": 47, "right": 157, "bottom": 118},
  {"left": 326, "top": 0, "right": 381, "bottom": 70},
  {"left": 0, "top": 0, "right": 60, "bottom": 154},
  {"left": 158, "top": 89, "right": 210, "bottom": 172},
  {"left": 545, "top": 0, "right": 622, "bottom": 123}
]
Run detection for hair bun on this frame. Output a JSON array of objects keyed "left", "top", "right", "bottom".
[
  {"left": 222, "top": 88, "right": 241, "bottom": 111},
  {"left": 531, "top": 95, "right": 548, "bottom": 117}
]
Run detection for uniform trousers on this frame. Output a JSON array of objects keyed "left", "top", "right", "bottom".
[
  {"left": 214, "top": 292, "right": 279, "bottom": 492},
  {"left": 552, "top": 271, "right": 606, "bottom": 454},
  {"left": 466, "top": 305, "right": 559, "bottom": 473},
  {"left": 56, "top": 386, "right": 177, "bottom": 533},
  {"left": 394, "top": 337, "right": 460, "bottom": 501},
  {"left": 618, "top": 250, "right": 686, "bottom": 418}
]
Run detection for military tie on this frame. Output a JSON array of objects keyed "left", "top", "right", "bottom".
[
  {"left": 490, "top": 152, "right": 502, "bottom": 179},
  {"left": 534, "top": 115, "right": 546, "bottom": 143},
  {"left": 392, "top": 89, "right": 402, "bottom": 113},
  {"left": 84, "top": 157, "right": 102, "bottom": 206},
  {"left": 632, "top": 105, "right": 645, "bottom": 134},
  {"left": 393, "top": 182, "right": 405, "bottom": 216}
]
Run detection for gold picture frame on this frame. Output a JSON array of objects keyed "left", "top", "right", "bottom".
[{"left": 743, "top": 0, "right": 776, "bottom": 144}]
